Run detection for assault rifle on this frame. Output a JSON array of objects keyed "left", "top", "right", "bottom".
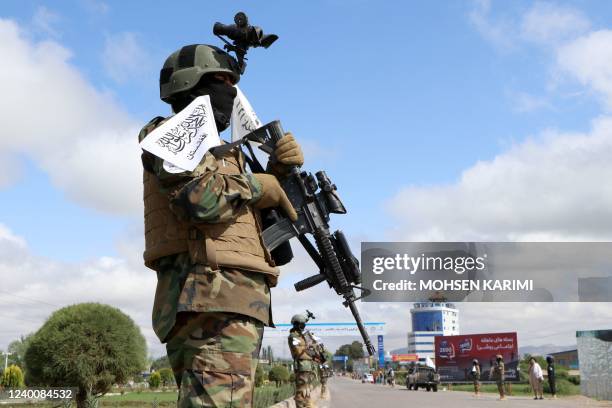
[
  {"left": 302, "top": 310, "right": 328, "bottom": 363},
  {"left": 244, "top": 121, "right": 376, "bottom": 356}
]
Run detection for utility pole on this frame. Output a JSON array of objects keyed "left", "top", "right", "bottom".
[{"left": 1, "top": 351, "right": 13, "bottom": 371}]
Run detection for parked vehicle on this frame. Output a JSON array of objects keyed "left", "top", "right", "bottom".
[
  {"left": 362, "top": 373, "right": 374, "bottom": 383},
  {"left": 406, "top": 365, "right": 440, "bottom": 392}
]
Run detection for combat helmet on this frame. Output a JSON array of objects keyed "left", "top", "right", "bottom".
[
  {"left": 291, "top": 314, "right": 308, "bottom": 326},
  {"left": 159, "top": 44, "right": 241, "bottom": 103}
]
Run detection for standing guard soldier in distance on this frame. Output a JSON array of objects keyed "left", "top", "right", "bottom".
[
  {"left": 318, "top": 362, "right": 331, "bottom": 398},
  {"left": 471, "top": 358, "right": 481, "bottom": 396},
  {"left": 493, "top": 354, "right": 506, "bottom": 400},
  {"left": 288, "top": 313, "right": 323, "bottom": 408},
  {"left": 139, "top": 43, "right": 304, "bottom": 407}
]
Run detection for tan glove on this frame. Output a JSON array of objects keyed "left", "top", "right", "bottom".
[
  {"left": 270, "top": 133, "right": 304, "bottom": 177},
  {"left": 253, "top": 173, "right": 298, "bottom": 221}
]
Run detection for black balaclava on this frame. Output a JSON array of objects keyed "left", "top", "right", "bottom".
[{"left": 172, "top": 76, "right": 237, "bottom": 132}]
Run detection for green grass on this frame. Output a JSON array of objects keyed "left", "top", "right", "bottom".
[
  {"left": 21, "top": 383, "right": 304, "bottom": 408},
  {"left": 102, "top": 390, "right": 178, "bottom": 402},
  {"left": 447, "top": 382, "right": 580, "bottom": 396},
  {"left": 253, "top": 383, "right": 295, "bottom": 408}
]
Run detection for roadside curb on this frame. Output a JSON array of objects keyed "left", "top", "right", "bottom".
[{"left": 270, "top": 385, "right": 325, "bottom": 408}]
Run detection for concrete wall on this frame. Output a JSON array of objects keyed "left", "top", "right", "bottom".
[{"left": 576, "top": 330, "right": 612, "bottom": 401}]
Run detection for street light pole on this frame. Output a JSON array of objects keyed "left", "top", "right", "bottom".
[{"left": 1, "top": 351, "right": 13, "bottom": 371}]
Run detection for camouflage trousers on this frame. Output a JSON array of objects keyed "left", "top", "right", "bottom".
[
  {"left": 294, "top": 371, "right": 314, "bottom": 408},
  {"left": 320, "top": 377, "right": 327, "bottom": 395},
  {"left": 166, "top": 312, "right": 263, "bottom": 408},
  {"left": 496, "top": 380, "right": 505, "bottom": 398}
]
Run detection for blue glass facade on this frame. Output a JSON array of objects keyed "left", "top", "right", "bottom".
[{"left": 412, "top": 310, "right": 444, "bottom": 332}]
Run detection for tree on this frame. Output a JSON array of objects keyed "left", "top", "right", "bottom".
[
  {"left": 349, "top": 341, "right": 364, "bottom": 359},
  {"left": 268, "top": 365, "right": 289, "bottom": 387},
  {"left": 148, "top": 371, "right": 161, "bottom": 389},
  {"left": 150, "top": 355, "right": 171, "bottom": 371},
  {"left": 255, "top": 365, "right": 265, "bottom": 387},
  {"left": 7, "top": 335, "right": 32, "bottom": 370},
  {"left": 158, "top": 368, "right": 174, "bottom": 387},
  {"left": 1, "top": 365, "right": 25, "bottom": 388},
  {"left": 267, "top": 345, "right": 274, "bottom": 364},
  {"left": 334, "top": 342, "right": 364, "bottom": 373},
  {"left": 24, "top": 303, "right": 147, "bottom": 408},
  {"left": 335, "top": 344, "right": 351, "bottom": 357}
]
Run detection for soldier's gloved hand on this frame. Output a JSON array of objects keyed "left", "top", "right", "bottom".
[
  {"left": 269, "top": 133, "right": 304, "bottom": 177},
  {"left": 253, "top": 173, "right": 298, "bottom": 221}
]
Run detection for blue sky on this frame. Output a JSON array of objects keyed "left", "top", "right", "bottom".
[
  {"left": 3, "top": 1, "right": 612, "bottom": 356},
  {"left": 0, "top": 0, "right": 605, "bottom": 259}
]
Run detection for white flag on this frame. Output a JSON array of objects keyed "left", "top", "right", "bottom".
[
  {"left": 139, "top": 95, "right": 221, "bottom": 172},
  {"left": 231, "top": 86, "right": 262, "bottom": 142}
]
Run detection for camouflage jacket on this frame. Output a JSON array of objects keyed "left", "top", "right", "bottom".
[
  {"left": 139, "top": 117, "right": 271, "bottom": 342},
  {"left": 288, "top": 330, "right": 320, "bottom": 372},
  {"left": 493, "top": 361, "right": 505, "bottom": 382}
]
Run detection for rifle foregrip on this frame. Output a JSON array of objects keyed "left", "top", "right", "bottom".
[{"left": 294, "top": 273, "right": 327, "bottom": 292}]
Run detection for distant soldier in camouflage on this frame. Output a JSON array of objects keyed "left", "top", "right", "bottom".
[
  {"left": 318, "top": 363, "right": 331, "bottom": 397},
  {"left": 493, "top": 354, "right": 506, "bottom": 400},
  {"left": 139, "top": 44, "right": 304, "bottom": 407},
  {"left": 288, "top": 314, "right": 325, "bottom": 408}
]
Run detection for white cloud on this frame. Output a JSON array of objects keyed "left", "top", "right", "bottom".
[
  {"left": 511, "top": 91, "right": 552, "bottom": 113},
  {"left": 520, "top": 2, "right": 591, "bottom": 45},
  {"left": 557, "top": 30, "right": 612, "bottom": 110},
  {"left": 386, "top": 116, "right": 612, "bottom": 241},
  {"left": 0, "top": 18, "right": 143, "bottom": 215},
  {"left": 0, "top": 222, "right": 159, "bottom": 355},
  {"left": 81, "top": 0, "right": 109, "bottom": 15},
  {"left": 468, "top": 0, "right": 517, "bottom": 50},
  {"left": 102, "top": 32, "right": 150, "bottom": 83},
  {"left": 375, "top": 4, "right": 612, "bottom": 356},
  {"left": 2, "top": 221, "right": 609, "bottom": 359},
  {"left": 0, "top": 154, "right": 24, "bottom": 188},
  {"left": 31, "top": 6, "right": 62, "bottom": 38}
]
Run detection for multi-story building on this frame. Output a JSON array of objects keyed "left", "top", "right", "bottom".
[{"left": 407, "top": 298, "right": 459, "bottom": 363}]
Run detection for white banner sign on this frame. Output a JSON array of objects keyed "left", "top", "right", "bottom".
[
  {"left": 231, "top": 86, "right": 262, "bottom": 142},
  {"left": 139, "top": 95, "right": 221, "bottom": 172},
  {"left": 264, "top": 322, "right": 386, "bottom": 338}
]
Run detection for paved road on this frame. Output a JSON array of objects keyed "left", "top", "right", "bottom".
[{"left": 322, "top": 377, "right": 612, "bottom": 408}]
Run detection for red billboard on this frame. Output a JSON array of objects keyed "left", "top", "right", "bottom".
[
  {"left": 434, "top": 332, "right": 519, "bottom": 382},
  {"left": 392, "top": 354, "right": 418, "bottom": 362}
]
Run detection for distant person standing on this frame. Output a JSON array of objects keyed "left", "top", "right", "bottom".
[
  {"left": 471, "top": 359, "right": 481, "bottom": 396},
  {"left": 386, "top": 367, "right": 395, "bottom": 387},
  {"left": 493, "top": 354, "right": 506, "bottom": 400},
  {"left": 528, "top": 357, "right": 544, "bottom": 400},
  {"left": 546, "top": 356, "right": 557, "bottom": 399}
]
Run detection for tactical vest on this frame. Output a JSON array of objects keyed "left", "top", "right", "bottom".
[{"left": 142, "top": 147, "right": 279, "bottom": 280}]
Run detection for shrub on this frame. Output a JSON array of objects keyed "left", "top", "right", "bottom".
[
  {"left": 268, "top": 365, "right": 290, "bottom": 387},
  {"left": 255, "top": 365, "right": 266, "bottom": 387},
  {"left": 543, "top": 378, "right": 577, "bottom": 395},
  {"left": 24, "top": 303, "right": 147, "bottom": 408},
  {"left": 148, "top": 371, "right": 161, "bottom": 389},
  {"left": 1, "top": 365, "right": 25, "bottom": 388},
  {"left": 158, "top": 368, "right": 174, "bottom": 387}
]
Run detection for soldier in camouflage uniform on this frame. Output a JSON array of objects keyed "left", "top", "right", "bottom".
[
  {"left": 288, "top": 314, "right": 325, "bottom": 408},
  {"left": 493, "top": 354, "right": 506, "bottom": 400},
  {"left": 318, "top": 363, "right": 331, "bottom": 398},
  {"left": 139, "top": 44, "right": 304, "bottom": 407}
]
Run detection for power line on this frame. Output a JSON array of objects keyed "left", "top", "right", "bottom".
[
  {"left": 0, "top": 311, "right": 44, "bottom": 325},
  {"left": 0, "top": 290, "right": 59, "bottom": 307}
]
